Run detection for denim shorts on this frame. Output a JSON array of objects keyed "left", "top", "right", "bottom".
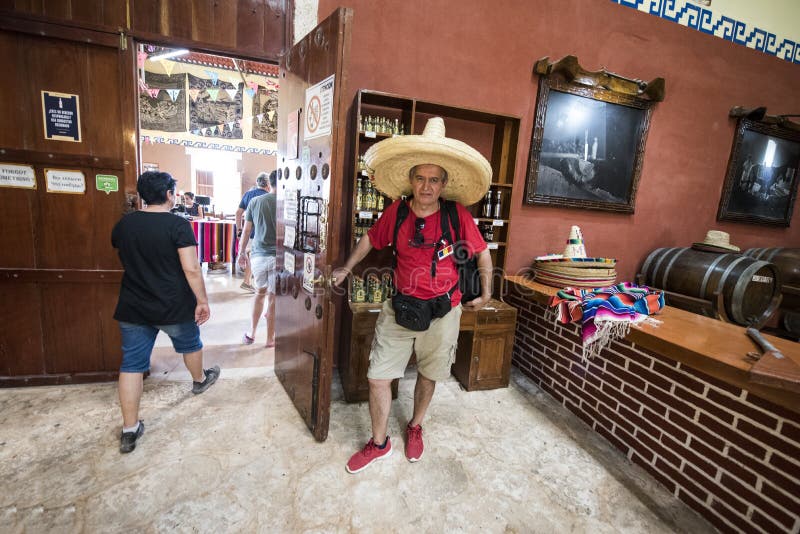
[{"left": 119, "top": 321, "right": 203, "bottom": 373}]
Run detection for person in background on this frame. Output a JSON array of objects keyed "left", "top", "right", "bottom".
[
  {"left": 111, "top": 171, "right": 220, "bottom": 454},
  {"left": 183, "top": 192, "right": 203, "bottom": 218},
  {"left": 237, "top": 170, "right": 277, "bottom": 347},
  {"left": 236, "top": 172, "right": 270, "bottom": 292}
]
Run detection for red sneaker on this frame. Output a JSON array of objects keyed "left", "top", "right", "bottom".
[
  {"left": 405, "top": 423, "right": 424, "bottom": 462},
  {"left": 346, "top": 437, "right": 393, "bottom": 474}
]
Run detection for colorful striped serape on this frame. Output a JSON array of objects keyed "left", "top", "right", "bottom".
[
  {"left": 549, "top": 282, "right": 665, "bottom": 359},
  {"left": 190, "top": 220, "right": 239, "bottom": 264}
]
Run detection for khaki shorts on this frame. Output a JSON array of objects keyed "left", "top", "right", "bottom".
[
  {"left": 251, "top": 255, "right": 275, "bottom": 293},
  {"left": 367, "top": 299, "right": 462, "bottom": 382}
]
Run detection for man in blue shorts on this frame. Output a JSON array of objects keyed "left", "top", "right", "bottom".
[{"left": 111, "top": 171, "right": 220, "bottom": 453}]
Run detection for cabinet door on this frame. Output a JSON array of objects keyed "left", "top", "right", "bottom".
[{"left": 471, "top": 329, "right": 514, "bottom": 389}]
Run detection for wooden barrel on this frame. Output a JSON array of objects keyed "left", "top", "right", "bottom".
[
  {"left": 744, "top": 248, "right": 800, "bottom": 312},
  {"left": 641, "top": 247, "right": 781, "bottom": 326}
]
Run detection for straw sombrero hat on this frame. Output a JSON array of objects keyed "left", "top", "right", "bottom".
[
  {"left": 363, "top": 117, "right": 492, "bottom": 206},
  {"left": 692, "top": 230, "right": 740, "bottom": 252}
]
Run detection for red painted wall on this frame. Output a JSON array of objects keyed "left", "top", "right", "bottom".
[{"left": 318, "top": 0, "right": 800, "bottom": 281}]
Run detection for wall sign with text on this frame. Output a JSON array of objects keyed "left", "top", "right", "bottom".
[
  {"left": 0, "top": 163, "right": 36, "bottom": 189},
  {"left": 45, "top": 169, "right": 86, "bottom": 194},
  {"left": 41, "top": 91, "right": 81, "bottom": 142}
]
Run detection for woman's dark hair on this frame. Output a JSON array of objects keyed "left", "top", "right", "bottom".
[{"left": 137, "top": 171, "right": 176, "bottom": 205}]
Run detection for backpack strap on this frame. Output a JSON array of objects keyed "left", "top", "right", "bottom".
[{"left": 392, "top": 197, "right": 410, "bottom": 270}]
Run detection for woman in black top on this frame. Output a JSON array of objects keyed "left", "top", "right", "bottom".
[{"left": 183, "top": 191, "right": 203, "bottom": 217}]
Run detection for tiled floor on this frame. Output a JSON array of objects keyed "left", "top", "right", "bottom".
[{"left": 150, "top": 267, "right": 275, "bottom": 381}]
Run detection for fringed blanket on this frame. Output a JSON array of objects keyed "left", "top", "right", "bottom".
[{"left": 549, "top": 282, "right": 665, "bottom": 359}]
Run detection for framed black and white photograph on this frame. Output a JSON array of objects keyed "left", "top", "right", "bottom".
[
  {"left": 717, "top": 119, "right": 800, "bottom": 227},
  {"left": 525, "top": 77, "right": 656, "bottom": 213}
]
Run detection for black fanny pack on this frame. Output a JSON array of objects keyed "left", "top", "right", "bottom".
[{"left": 391, "top": 288, "right": 454, "bottom": 331}]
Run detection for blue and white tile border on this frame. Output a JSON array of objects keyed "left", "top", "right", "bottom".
[{"left": 611, "top": 0, "right": 799, "bottom": 64}]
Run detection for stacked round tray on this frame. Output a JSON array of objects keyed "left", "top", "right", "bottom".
[{"left": 532, "top": 256, "right": 617, "bottom": 289}]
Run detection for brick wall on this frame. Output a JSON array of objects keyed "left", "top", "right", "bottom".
[{"left": 505, "top": 288, "right": 800, "bottom": 534}]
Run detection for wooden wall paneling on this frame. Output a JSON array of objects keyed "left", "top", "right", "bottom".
[
  {"left": 0, "top": 283, "right": 45, "bottom": 376},
  {"left": 0, "top": 30, "right": 36, "bottom": 149},
  {"left": 42, "top": 283, "right": 103, "bottom": 374},
  {"left": 130, "top": 0, "right": 287, "bottom": 60},
  {"left": 36, "top": 165, "right": 95, "bottom": 269},
  {"left": 41, "top": 0, "right": 71, "bottom": 20},
  {"left": 70, "top": 0, "right": 129, "bottom": 29},
  {"left": 84, "top": 44, "right": 126, "bottom": 159},
  {"left": 0, "top": 1, "right": 127, "bottom": 29},
  {"left": 188, "top": 0, "right": 213, "bottom": 43},
  {"left": 93, "top": 168, "right": 127, "bottom": 269},
  {"left": 129, "top": 0, "right": 158, "bottom": 35},
  {"left": 0, "top": 186, "right": 38, "bottom": 268},
  {"left": 98, "top": 281, "right": 123, "bottom": 369},
  {"left": 235, "top": 0, "right": 264, "bottom": 52},
  {"left": 211, "top": 1, "right": 236, "bottom": 48}
]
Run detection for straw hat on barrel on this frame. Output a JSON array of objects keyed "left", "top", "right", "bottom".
[
  {"left": 692, "top": 230, "right": 740, "bottom": 252},
  {"left": 362, "top": 117, "right": 492, "bottom": 206}
]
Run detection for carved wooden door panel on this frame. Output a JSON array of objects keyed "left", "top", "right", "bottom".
[
  {"left": 275, "top": 7, "right": 352, "bottom": 441},
  {"left": 0, "top": 22, "right": 137, "bottom": 386}
]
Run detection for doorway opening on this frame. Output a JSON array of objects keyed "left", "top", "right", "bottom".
[{"left": 135, "top": 43, "right": 279, "bottom": 374}]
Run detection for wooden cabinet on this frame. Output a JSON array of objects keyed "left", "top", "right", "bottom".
[
  {"left": 340, "top": 299, "right": 517, "bottom": 402},
  {"left": 453, "top": 299, "right": 518, "bottom": 391},
  {"left": 337, "top": 89, "right": 520, "bottom": 401}
]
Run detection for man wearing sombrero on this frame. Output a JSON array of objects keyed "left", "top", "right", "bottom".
[{"left": 333, "top": 117, "right": 493, "bottom": 473}]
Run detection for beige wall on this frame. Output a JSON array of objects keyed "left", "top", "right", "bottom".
[
  {"left": 240, "top": 154, "right": 278, "bottom": 194},
  {"left": 140, "top": 142, "right": 191, "bottom": 193}
]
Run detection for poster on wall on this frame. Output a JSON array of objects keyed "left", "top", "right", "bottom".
[
  {"left": 45, "top": 169, "right": 85, "bottom": 194},
  {"left": 252, "top": 84, "right": 278, "bottom": 142},
  {"left": 41, "top": 91, "right": 81, "bottom": 142},
  {"left": 0, "top": 163, "right": 36, "bottom": 189},
  {"left": 304, "top": 74, "right": 334, "bottom": 141},
  {"left": 139, "top": 73, "right": 186, "bottom": 132},
  {"left": 188, "top": 74, "right": 243, "bottom": 139}
]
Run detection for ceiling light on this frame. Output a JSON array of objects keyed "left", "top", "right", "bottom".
[{"left": 148, "top": 49, "right": 190, "bottom": 61}]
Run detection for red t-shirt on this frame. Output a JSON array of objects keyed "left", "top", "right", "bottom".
[{"left": 368, "top": 199, "right": 487, "bottom": 306}]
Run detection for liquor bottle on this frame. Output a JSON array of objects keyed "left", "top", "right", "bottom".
[
  {"left": 355, "top": 178, "right": 363, "bottom": 210},
  {"left": 358, "top": 155, "right": 365, "bottom": 172},
  {"left": 400, "top": 123, "right": 405, "bottom": 135},
  {"left": 485, "top": 224, "right": 494, "bottom": 242},
  {"left": 393, "top": 118, "right": 399, "bottom": 135},
  {"left": 376, "top": 191, "right": 384, "bottom": 211},
  {"left": 366, "top": 181, "right": 375, "bottom": 210},
  {"left": 482, "top": 190, "right": 493, "bottom": 218},
  {"left": 493, "top": 190, "right": 503, "bottom": 219}
]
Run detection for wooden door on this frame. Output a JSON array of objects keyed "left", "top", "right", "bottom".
[
  {"left": 275, "top": 7, "right": 352, "bottom": 441},
  {"left": 0, "top": 23, "right": 138, "bottom": 386}
]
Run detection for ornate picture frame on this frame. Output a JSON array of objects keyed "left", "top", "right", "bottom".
[
  {"left": 717, "top": 117, "right": 800, "bottom": 227},
  {"left": 524, "top": 56, "right": 664, "bottom": 213}
]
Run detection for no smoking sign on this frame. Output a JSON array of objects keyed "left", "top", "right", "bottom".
[{"left": 303, "top": 74, "right": 334, "bottom": 141}]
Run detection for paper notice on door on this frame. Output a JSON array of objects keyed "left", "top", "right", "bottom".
[
  {"left": 284, "top": 251, "right": 296, "bottom": 274},
  {"left": 302, "top": 252, "right": 315, "bottom": 292},
  {"left": 284, "top": 190, "right": 298, "bottom": 222},
  {"left": 283, "top": 226, "right": 296, "bottom": 249}
]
